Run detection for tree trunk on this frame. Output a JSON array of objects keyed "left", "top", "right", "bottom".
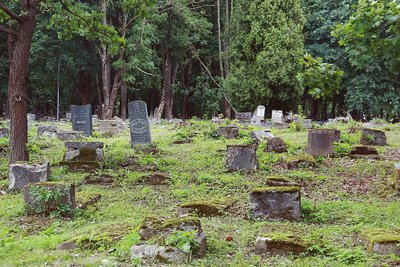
[
  {"left": 7, "top": 2, "right": 39, "bottom": 163},
  {"left": 164, "top": 48, "right": 173, "bottom": 119},
  {"left": 120, "top": 82, "right": 127, "bottom": 121}
]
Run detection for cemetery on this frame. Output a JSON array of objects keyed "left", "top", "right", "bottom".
[{"left": 1, "top": 110, "right": 400, "bottom": 266}]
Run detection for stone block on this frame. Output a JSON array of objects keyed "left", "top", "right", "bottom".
[
  {"left": 361, "top": 228, "right": 400, "bottom": 255},
  {"left": 131, "top": 245, "right": 188, "bottom": 264},
  {"left": 98, "top": 120, "right": 120, "bottom": 136},
  {"left": 350, "top": 146, "right": 378, "bottom": 155},
  {"left": 226, "top": 144, "right": 258, "bottom": 171},
  {"left": 61, "top": 142, "right": 104, "bottom": 171},
  {"left": 250, "top": 186, "right": 301, "bottom": 221},
  {"left": 306, "top": 129, "right": 341, "bottom": 157},
  {"left": 37, "top": 126, "right": 58, "bottom": 137},
  {"left": 360, "top": 128, "right": 386, "bottom": 146},
  {"left": 23, "top": 182, "right": 75, "bottom": 216},
  {"left": 255, "top": 231, "right": 307, "bottom": 256},
  {"left": 8, "top": 161, "right": 50, "bottom": 191},
  {"left": 56, "top": 131, "right": 83, "bottom": 141},
  {"left": 265, "top": 137, "right": 287, "bottom": 153},
  {"left": 217, "top": 125, "right": 239, "bottom": 139},
  {"left": 251, "top": 130, "right": 274, "bottom": 144}
]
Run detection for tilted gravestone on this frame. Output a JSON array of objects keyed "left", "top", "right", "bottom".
[
  {"left": 252, "top": 105, "right": 266, "bottom": 125},
  {"left": 71, "top": 104, "right": 92, "bottom": 136},
  {"left": 128, "top": 101, "right": 152, "bottom": 146},
  {"left": 9, "top": 161, "right": 50, "bottom": 191}
]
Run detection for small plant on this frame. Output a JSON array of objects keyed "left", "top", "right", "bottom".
[
  {"left": 335, "top": 247, "right": 366, "bottom": 264},
  {"left": 334, "top": 142, "right": 352, "bottom": 156},
  {"left": 29, "top": 185, "right": 73, "bottom": 217},
  {"left": 165, "top": 230, "right": 198, "bottom": 254}
]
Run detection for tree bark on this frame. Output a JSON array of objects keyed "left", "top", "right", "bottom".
[
  {"left": 164, "top": 48, "right": 173, "bottom": 119},
  {"left": 5, "top": 1, "right": 40, "bottom": 163},
  {"left": 120, "top": 81, "right": 127, "bottom": 120}
]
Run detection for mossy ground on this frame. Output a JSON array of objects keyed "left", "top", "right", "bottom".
[{"left": 0, "top": 120, "right": 400, "bottom": 266}]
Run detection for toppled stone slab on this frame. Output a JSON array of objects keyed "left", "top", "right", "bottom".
[
  {"left": 266, "top": 177, "right": 299, "bottom": 187},
  {"left": 37, "top": 126, "right": 58, "bottom": 137},
  {"left": 0, "top": 128, "right": 9, "bottom": 138},
  {"left": 361, "top": 228, "right": 400, "bottom": 255},
  {"left": 360, "top": 128, "right": 386, "bottom": 146},
  {"left": 265, "top": 137, "right": 287, "bottom": 153},
  {"left": 9, "top": 161, "right": 50, "bottom": 191},
  {"left": 255, "top": 230, "right": 308, "bottom": 256},
  {"left": 226, "top": 144, "right": 258, "bottom": 171},
  {"left": 306, "top": 129, "right": 341, "bottom": 157},
  {"left": 140, "top": 173, "right": 169, "bottom": 185},
  {"left": 60, "top": 142, "right": 104, "bottom": 172},
  {"left": 131, "top": 245, "right": 188, "bottom": 264},
  {"left": 217, "top": 125, "right": 239, "bottom": 139},
  {"left": 23, "top": 182, "right": 75, "bottom": 216},
  {"left": 251, "top": 130, "right": 275, "bottom": 144},
  {"left": 250, "top": 186, "right": 301, "bottom": 221},
  {"left": 350, "top": 146, "right": 378, "bottom": 155},
  {"left": 139, "top": 216, "right": 206, "bottom": 258},
  {"left": 57, "top": 130, "right": 83, "bottom": 141}
]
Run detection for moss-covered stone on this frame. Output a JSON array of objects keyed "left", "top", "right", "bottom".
[
  {"left": 285, "top": 154, "right": 316, "bottom": 170},
  {"left": 252, "top": 186, "right": 300, "bottom": 193},
  {"left": 266, "top": 176, "right": 299, "bottom": 187},
  {"left": 255, "top": 230, "right": 308, "bottom": 256},
  {"left": 361, "top": 228, "right": 400, "bottom": 255},
  {"left": 181, "top": 199, "right": 231, "bottom": 217}
]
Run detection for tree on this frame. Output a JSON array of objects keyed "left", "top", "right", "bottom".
[{"left": 225, "top": 0, "right": 305, "bottom": 113}]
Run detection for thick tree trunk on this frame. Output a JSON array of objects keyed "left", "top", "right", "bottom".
[
  {"left": 120, "top": 82, "right": 127, "bottom": 121},
  {"left": 164, "top": 48, "right": 173, "bottom": 119},
  {"left": 7, "top": 3, "right": 38, "bottom": 163},
  {"left": 79, "top": 71, "right": 92, "bottom": 105}
]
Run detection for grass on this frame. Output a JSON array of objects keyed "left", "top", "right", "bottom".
[{"left": 0, "top": 120, "right": 399, "bottom": 266}]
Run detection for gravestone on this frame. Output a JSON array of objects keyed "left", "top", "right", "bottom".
[
  {"left": 60, "top": 142, "right": 104, "bottom": 171},
  {"left": 271, "top": 110, "right": 283, "bottom": 123},
  {"left": 360, "top": 128, "right": 386, "bottom": 146},
  {"left": 37, "top": 126, "right": 58, "bottom": 137},
  {"left": 128, "top": 101, "right": 152, "bottom": 146},
  {"left": 217, "top": 125, "right": 239, "bottom": 139},
  {"left": 226, "top": 144, "right": 258, "bottom": 171},
  {"left": 252, "top": 105, "right": 266, "bottom": 125},
  {"left": 306, "top": 129, "right": 341, "bottom": 157},
  {"left": 71, "top": 104, "right": 92, "bottom": 136},
  {"left": 9, "top": 161, "right": 50, "bottom": 191},
  {"left": 303, "top": 119, "right": 312, "bottom": 129},
  {"left": 66, "top": 112, "right": 72, "bottom": 120},
  {"left": 235, "top": 112, "right": 252, "bottom": 124},
  {"left": 98, "top": 120, "right": 120, "bottom": 136}
]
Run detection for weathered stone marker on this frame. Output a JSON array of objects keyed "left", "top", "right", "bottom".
[
  {"left": 303, "top": 119, "right": 312, "bottom": 129},
  {"left": 56, "top": 130, "right": 83, "bottom": 141},
  {"left": 98, "top": 120, "right": 120, "bottom": 136},
  {"left": 61, "top": 142, "right": 104, "bottom": 171},
  {"left": 250, "top": 185, "right": 301, "bottom": 221},
  {"left": 361, "top": 228, "right": 400, "bottom": 255},
  {"left": 255, "top": 229, "right": 308, "bottom": 256},
  {"left": 71, "top": 104, "right": 92, "bottom": 136},
  {"left": 235, "top": 112, "right": 252, "bottom": 124},
  {"left": 252, "top": 105, "right": 266, "bottom": 125},
  {"left": 9, "top": 161, "right": 50, "bottom": 191},
  {"left": 271, "top": 110, "right": 283, "bottom": 123},
  {"left": 217, "top": 125, "right": 239, "bottom": 139},
  {"left": 226, "top": 144, "right": 258, "bottom": 171},
  {"left": 24, "top": 182, "right": 75, "bottom": 216},
  {"left": 265, "top": 137, "right": 287, "bottom": 153},
  {"left": 360, "top": 128, "right": 386, "bottom": 146},
  {"left": 306, "top": 129, "right": 341, "bottom": 157},
  {"left": 37, "top": 126, "right": 58, "bottom": 137},
  {"left": 128, "top": 100, "right": 152, "bottom": 146}
]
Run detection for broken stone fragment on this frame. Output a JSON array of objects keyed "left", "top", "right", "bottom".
[
  {"left": 57, "top": 240, "right": 77, "bottom": 250},
  {"left": 181, "top": 199, "right": 230, "bottom": 217},
  {"left": 255, "top": 231, "right": 308, "bottom": 256},
  {"left": 56, "top": 130, "right": 83, "bottom": 141},
  {"left": 37, "top": 126, "right": 58, "bottom": 137},
  {"left": 250, "top": 186, "right": 301, "bottom": 221},
  {"left": 251, "top": 130, "right": 275, "bottom": 144},
  {"left": 266, "top": 176, "right": 299, "bottom": 187},
  {"left": 264, "top": 137, "right": 288, "bottom": 153},
  {"left": 131, "top": 245, "right": 188, "bottom": 264},
  {"left": 226, "top": 144, "right": 258, "bottom": 171},
  {"left": 60, "top": 142, "right": 104, "bottom": 172},
  {"left": 360, "top": 128, "right": 386, "bottom": 146},
  {"left": 285, "top": 155, "right": 316, "bottom": 170},
  {"left": 9, "top": 161, "right": 50, "bottom": 191},
  {"left": 217, "top": 125, "right": 239, "bottom": 139},
  {"left": 361, "top": 228, "right": 400, "bottom": 255}
]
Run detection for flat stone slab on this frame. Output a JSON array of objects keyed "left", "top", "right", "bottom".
[
  {"left": 251, "top": 130, "right": 275, "bottom": 144},
  {"left": 56, "top": 131, "right": 83, "bottom": 141},
  {"left": 9, "top": 162, "right": 50, "bottom": 191},
  {"left": 226, "top": 144, "right": 258, "bottom": 171},
  {"left": 266, "top": 177, "right": 299, "bottom": 187},
  {"left": 37, "top": 126, "right": 58, "bottom": 137},
  {"left": 218, "top": 125, "right": 239, "bottom": 139},
  {"left": 250, "top": 186, "right": 301, "bottom": 221},
  {"left": 360, "top": 128, "right": 386, "bottom": 146},
  {"left": 361, "top": 228, "right": 400, "bottom": 255},
  {"left": 255, "top": 230, "right": 308, "bottom": 256},
  {"left": 23, "top": 182, "right": 75, "bottom": 216},
  {"left": 131, "top": 245, "right": 188, "bottom": 264}
]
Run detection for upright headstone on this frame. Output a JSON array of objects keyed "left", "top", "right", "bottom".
[
  {"left": 271, "top": 110, "right": 283, "bottom": 123},
  {"left": 66, "top": 112, "right": 72, "bottom": 120},
  {"left": 71, "top": 104, "right": 92, "bottom": 136},
  {"left": 303, "top": 119, "right": 312, "bottom": 129},
  {"left": 128, "top": 101, "right": 152, "bottom": 146},
  {"left": 235, "top": 112, "right": 252, "bottom": 124},
  {"left": 306, "top": 129, "right": 341, "bottom": 157},
  {"left": 252, "top": 105, "right": 266, "bottom": 125}
]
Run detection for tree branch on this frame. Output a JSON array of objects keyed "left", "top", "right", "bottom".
[
  {"left": 0, "top": 3, "right": 22, "bottom": 23},
  {"left": 0, "top": 25, "right": 19, "bottom": 36}
]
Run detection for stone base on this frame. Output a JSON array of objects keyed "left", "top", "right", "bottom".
[
  {"left": 62, "top": 142, "right": 104, "bottom": 172},
  {"left": 265, "top": 137, "right": 287, "bottom": 153},
  {"left": 218, "top": 125, "right": 239, "bottom": 139},
  {"left": 250, "top": 186, "right": 301, "bottom": 221},
  {"left": 226, "top": 144, "right": 258, "bottom": 171},
  {"left": 360, "top": 128, "right": 386, "bottom": 146},
  {"left": 361, "top": 228, "right": 400, "bottom": 255},
  {"left": 9, "top": 161, "right": 50, "bottom": 191},
  {"left": 306, "top": 129, "right": 341, "bottom": 157},
  {"left": 131, "top": 245, "right": 188, "bottom": 264},
  {"left": 23, "top": 182, "right": 75, "bottom": 216},
  {"left": 255, "top": 233, "right": 307, "bottom": 256}
]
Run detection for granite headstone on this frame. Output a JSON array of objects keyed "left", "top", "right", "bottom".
[
  {"left": 128, "top": 101, "right": 152, "bottom": 146},
  {"left": 71, "top": 104, "right": 92, "bottom": 136}
]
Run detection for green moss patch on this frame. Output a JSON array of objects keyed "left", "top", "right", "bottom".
[
  {"left": 361, "top": 228, "right": 400, "bottom": 249},
  {"left": 252, "top": 186, "right": 300, "bottom": 193}
]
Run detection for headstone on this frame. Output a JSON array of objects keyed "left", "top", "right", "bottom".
[
  {"left": 361, "top": 228, "right": 400, "bottom": 255},
  {"left": 252, "top": 105, "right": 266, "bottom": 125},
  {"left": 265, "top": 137, "right": 287, "bottom": 153},
  {"left": 56, "top": 130, "right": 83, "bottom": 141},
  {"left": 306, "top": 129, "right": 341, "bottom": 157},
  {"left": 226, "top": 144, "right": 258, "bottom": 171},
  {"left": 98, "top": 120, "right": 120, "bottom": 136},
  {"left": 271, "top": 110, "right": 283, "bottom": 123},
  {"left": 128, "top": 101, "right": 152, "bottom": 146},
  {"left": 251, "top": 130, "right": 275, "bottom": 144},
  {"left": 250, "top": 185, "right": 301, "bottom": 221},
  {"left": 360, "top": 128, "right": 386, "bottom": 146},
  {"left": 255, "top": 229, "right": 307, "bottom": 256},
  {"left": 66, "top": 112, "right": 72, "bottom": 120},
  {"left": 303, "top": 119, "right": 312, "bottom": 129},
  {"left": 235, "top": 112, "right": 252, "bottom": 124},
  {"left": 0, "top": 128, "right": 9, "bottom": 138},
  {"left": 71, "top": 104, "right": 92, "bottom": 136},
  {"left": 37, "top": 126, "right": 58, "bottom": 137},
  {"left": 60, "top": 142, "right": 104, "bottom": 171},
  {"left": 27, "top": 113, "right": 36, "bottom": 122},
  {"left": 217, "top": 125, "right": 239, "bottom": 139},
  {"left": 23, "top": 182, "right": 75, "bottom": 216},
  {"left": 8, "top": 161, "right": 50, "bottom": 191}
]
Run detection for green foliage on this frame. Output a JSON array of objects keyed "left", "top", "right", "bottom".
[
  {"left": 28, "top": 185, "right": 72, "bottom": 217},
  {"left": 333, "top": 142, "right": 352, "bottom": 157},
  {"left": 297, "top": 53, "right": 344, "bottom": 99},
  {"left": 226, "top": 0, "right": 305, "bottom": 111},
  {"left": 165, "top": 229, "right": 198, "bottom": 253}
]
